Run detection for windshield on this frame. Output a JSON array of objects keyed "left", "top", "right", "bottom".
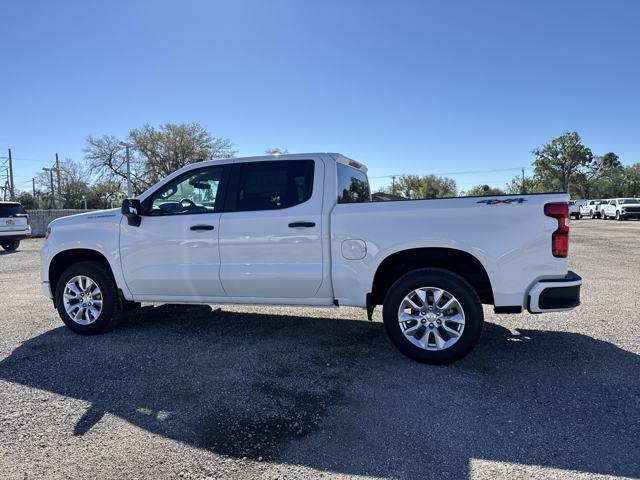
[
  {"left": 0, "top": 204, "right": 27, "bottom": 217},
  {"left": 620, "top": 199, "right": 640, "bottom": 205}
]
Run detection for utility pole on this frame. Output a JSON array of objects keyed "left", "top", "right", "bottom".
[
  {"left": 32, "top": 178, "right": 36, "bottom": 209},
  {"left": 522, "top": 168, "right": 526, "bottom": 194},
  {"left": 55, "top": 153, "right": 62, "bottom": 208},
  {"left": 391, "top": 175, "right": 396, "bottom": 195},
  {"left": 42, "top": 167, "right": 56, "bottom": 209},
  {"left": 8, "top": 149, "right": 15, "bottom": 200},
  {"left": 119, "top": 142, "right": 133, "bottom": 197}
]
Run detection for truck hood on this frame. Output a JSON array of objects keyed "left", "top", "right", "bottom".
[{"left": 48, "top": 208, "right": 121, "bottom": 228}]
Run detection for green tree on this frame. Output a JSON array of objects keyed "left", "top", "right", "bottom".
[
  {"left": 16, "top": 191, "right": 36, "bottom": 209},
  {"left": 464, "top": 184, "right": 505, "bottom": 196},
  {"left": 596, "top": 152, "right": 624, "bottom": 197},
  {"left": 86, "top": 181, "right": 126, "bottom": 209},
  {"left": 384, "top": 174, "right": 457, "bottom": 199},
  {"left": 622, "top": 163, "right": 640, "bottom": 197},
  {"left": 532, "top": 131, "right": 594, "bottom": 193},
  {"left": 505, "top": 174, "right": 541, "bottom": 194}
]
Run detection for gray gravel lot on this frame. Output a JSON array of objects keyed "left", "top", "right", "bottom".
[{"left": 1, "top": 220, "right": 639, "bottom": 480}]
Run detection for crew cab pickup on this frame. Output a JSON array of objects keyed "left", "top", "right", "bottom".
[
  {"left": 0, "top": 201, "right": 31, "bottom": 251},
  {"left": 602, "top": 198, "right": 640, "bottom": 220},
  {"left": 41, "top": 153, "right": 582, "bottom": 363}
]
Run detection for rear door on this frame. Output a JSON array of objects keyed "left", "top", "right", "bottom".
[{"left": 218, "top": 159, "right": 324, "bottom": 298}]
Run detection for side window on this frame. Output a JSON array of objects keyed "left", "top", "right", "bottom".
[
  {"left": 337, "top": 163, "right": 371, "bottom": 203},
  {"left": 233, "top": 160, "right": 314, "bottom": 211},
  {"left": 148, "top": 166, "right": 224, "bottom": 215}
]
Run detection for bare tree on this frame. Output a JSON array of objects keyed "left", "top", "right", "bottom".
[
  {"left": 36, "top": 158, "right": 92, "bottom": 208},
  {"left": 84, "top": 135, "right": 150, "bottom": 194},
  {"left": 84, "top": 123, "right": 236, "bottom": 194}
]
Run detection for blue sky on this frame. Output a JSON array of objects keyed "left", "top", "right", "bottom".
[{"left": 1, "top": 0, "right": 639, "bottom": 193}]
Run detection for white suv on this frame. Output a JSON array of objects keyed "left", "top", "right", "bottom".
[{"left": 0, "top": 202, "right": 31, "bottom": 251}]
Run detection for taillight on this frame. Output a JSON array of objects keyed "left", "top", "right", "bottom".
[{"left": 544, "top": 202, "right": 569, "bottom": 258}]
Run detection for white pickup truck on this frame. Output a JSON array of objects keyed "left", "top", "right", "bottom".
[
  {"left": 601, "top": 198, "right": 640, "bottom": 220},
  {"left": 579, "top": 200, "right": 604, "bottom": 219},
  {"left": 41, "top": 153, "right": 582, "bottom": 363}
]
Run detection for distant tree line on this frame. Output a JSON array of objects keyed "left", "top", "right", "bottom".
[{"left": 380, "top": 131, "right": 640, "bottom": 199}]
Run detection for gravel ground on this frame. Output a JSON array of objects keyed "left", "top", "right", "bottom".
[{"left": 0, "top": 220, "right": 639, "bottom": 480}]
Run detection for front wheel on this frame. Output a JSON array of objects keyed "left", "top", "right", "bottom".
[
  {"left": 383, "top": 268, "right": 484, "bottom": 364},
  {"left": 616, "top": 211, "right": 622, "bottom": 221},
  {"left": 55, "top": 261, "right": 121, "bottom": 334},
  {"left": 1, "top": 240, "right": 20, "bottom": 251}
]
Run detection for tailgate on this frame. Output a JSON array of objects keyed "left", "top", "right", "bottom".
[{"left": 1, "top": 216, "right": 28, "bottom": 231}]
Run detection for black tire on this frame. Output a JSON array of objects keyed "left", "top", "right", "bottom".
[
  {"left": 382, "top": 268, "right": 484, "bottom": 364},
  {"left": 616, "top": 211, "right": 621, "bottom": 221},
  {"left": 1, "top": 240, "right": 20, "bottom": 251},
  {"left": 54, "top": 261, "right": 121, "bottom": 334}
]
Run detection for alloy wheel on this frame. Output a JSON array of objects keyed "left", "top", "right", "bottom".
[
  {"left": 397, "top": 287, "right": 465, "bottom": 351},
  {"left": 63, "top": 275, "right": 103, "bottom": 325}
]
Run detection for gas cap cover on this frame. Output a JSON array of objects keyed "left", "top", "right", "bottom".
[{"left": 341, "top": 239, "right": 367, "bottom": 260}]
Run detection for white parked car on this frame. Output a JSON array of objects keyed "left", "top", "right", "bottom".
[
  {"left": 0, "top": 201, "right": 31, "bottom": 251},
  {"left": 40, "top": 153, "right": 582, "bottom": 364},
  {"left": 602, "top": 198, "right": 640, "bottom": 220},
  {"left": 579, "top": 200, "right": 604, "bottom": 219},
  {"left": 569, "top": 200, "right": 587, "bottom": 219}
]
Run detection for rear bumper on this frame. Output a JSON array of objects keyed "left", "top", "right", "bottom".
[
  {"left": 0, "top": 229, "right": 31, "bottom": 243},
  {"left": 527, "top": 271, "right": 582, "bottom": 313}
]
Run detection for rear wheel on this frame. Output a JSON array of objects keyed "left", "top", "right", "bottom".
[
  {"left": 382, "top": 268, "right": 483, "bottom": 364},
  {"left": 1, "top": 240, "right": 20, "bottom": 251},
  {"left": 54, "top": 261, "right": 121, "bottom": 334}
]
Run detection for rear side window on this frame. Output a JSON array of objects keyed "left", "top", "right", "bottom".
[
  {"left": 337, "top": 163, "right": 370, "bottom": 203},
  {"left": 0, "top": 204, "right": 26, "bottom": 217},
  {"left": 232, "top": 160, "right": 314, "bottom": 211}
]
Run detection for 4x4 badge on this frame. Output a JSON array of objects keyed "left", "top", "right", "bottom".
[{"left": 477, "top": 198, "right": 527, "bottom": 205}]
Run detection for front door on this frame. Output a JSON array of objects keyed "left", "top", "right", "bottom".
[
  {"left": 119, "top": 164, "right": 228, "bottom": 299},
  {"left": 218, "top": 159, "right": 324, "bottom": 298}
]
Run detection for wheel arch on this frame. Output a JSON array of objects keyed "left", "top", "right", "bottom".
[
  {"left": 49, "top": 248, "right": 118, "bottom": 297},
  {"left": 370, "top": 247, "right": 494, "bottom": 307}
]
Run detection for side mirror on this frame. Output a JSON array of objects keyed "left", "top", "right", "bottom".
[{"left": 121, "top": 198, "right": 142, "bottom": 227}]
